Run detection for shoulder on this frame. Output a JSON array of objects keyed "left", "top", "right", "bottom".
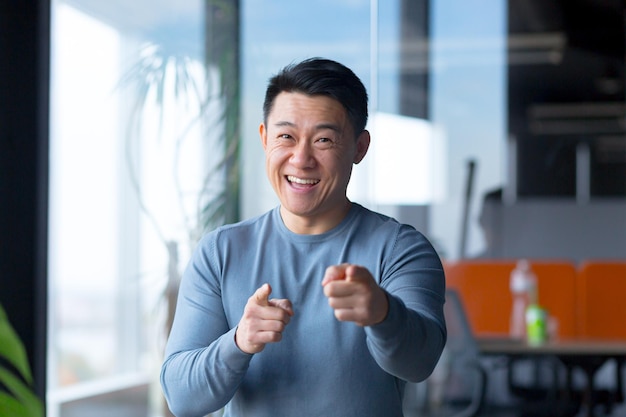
[
  {"left": 351, "top": 203, "right": 397, "bottom": 228},
  {"left": 205, "top": 209, "right": 275, "bottom": 240},
  {"left": 352, "top": 203, "right": 423, "bottom": 241},
  {"left": 193, "top": 209, "right": 278, "bottom": 257},
  {"left": 352, "top": 203, "right": 441, "bottom": 265}
]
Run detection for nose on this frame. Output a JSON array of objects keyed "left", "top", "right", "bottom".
[{"left": 290, "top": 141, "right": 316, "bottom": 168}]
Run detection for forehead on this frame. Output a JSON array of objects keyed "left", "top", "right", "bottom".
[{"left": 268, "top": 92, "right": 348, "bottom": 124}]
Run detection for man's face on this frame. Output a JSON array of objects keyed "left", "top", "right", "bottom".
[{"left": 260, "top": 92, "right": 369, "bottom": 233}]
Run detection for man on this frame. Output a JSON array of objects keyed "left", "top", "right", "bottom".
[{"left": 161, "top": 57, "right": 446, "bottom": 417}]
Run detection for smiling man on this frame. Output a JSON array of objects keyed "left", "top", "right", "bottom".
[
  {"left": 261, "top": 91, "right": 367, "bottom": 235},
  {"left": 161, "top": 58, "right": 446, "bottom": 417}
]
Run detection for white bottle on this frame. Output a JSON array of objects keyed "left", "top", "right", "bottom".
[{"left": 509, "top": 259, "right": 537, "bottom": 339}]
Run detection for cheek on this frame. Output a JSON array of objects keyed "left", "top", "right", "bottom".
[
  {"left": 332, "top": 154, "right": 355, "bottom": 175},
  {"left": 266, "top": 148, "right": 287, "bottom": 171}
]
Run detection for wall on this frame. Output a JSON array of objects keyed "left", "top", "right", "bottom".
[{"left": 479, "top": 200, "right": 626, "bottom": 261}]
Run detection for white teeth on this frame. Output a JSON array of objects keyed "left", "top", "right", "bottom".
[{"left": 287, "top": 175, "right": 319, "bottom": 185}]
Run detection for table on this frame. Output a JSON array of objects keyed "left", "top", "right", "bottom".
[{"left": 477, "top": 337, "right": 626, "bottom": 417}]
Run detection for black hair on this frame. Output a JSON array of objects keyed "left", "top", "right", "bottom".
[{"left": 262, "top": 57, "right": 368, "bottom": 136}]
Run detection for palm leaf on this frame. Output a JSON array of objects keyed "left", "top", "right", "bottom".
[
  {"left": 120, "top": 43, "right": 239, "bottom": 244},
  {"left": 0, "top": 305, "right": 32, "bottom": 384},
  {"left": 0, "top": 305, "right": 42, "bottom": 417},
  {"left": 0, "top": 392, "right": 32, "bottom": 417},
  {"left": 0, "top": 368, "right": 42, "bottom": 417}
]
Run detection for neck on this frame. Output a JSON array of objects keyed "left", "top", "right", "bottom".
[{"left": 280, "top": 200, "right": 352, "bottom": 235}]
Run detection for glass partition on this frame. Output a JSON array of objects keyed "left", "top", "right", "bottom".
[
  {"left": 241, "top": 0, "right": 507, "bottom": 259},
  {"left": 241, "top": 0, "right": 626, "bottom": 262}
]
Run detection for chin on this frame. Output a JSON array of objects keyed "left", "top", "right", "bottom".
[{"left": 282, "top": 204, "right": 317, "bottom": 217}]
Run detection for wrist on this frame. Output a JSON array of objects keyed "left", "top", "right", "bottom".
[{"left": 373, "top": 288, "right": 390, "bottom": 325}]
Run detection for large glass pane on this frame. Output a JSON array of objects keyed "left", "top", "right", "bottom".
[
  {"left": 242, "top": 0, "right": 625, "bottom": 263},
  {"left": 241, "top": 0, "right": 506, "bottom": 259},
  {"left": 47, "top": 0, "right": 626, "bottom": 414},
  {"left": 47, "top": 1, "right": 233, "bottom": 415},
  {"left": 429, "top": 0, "right": 507, "bottom": 259}
]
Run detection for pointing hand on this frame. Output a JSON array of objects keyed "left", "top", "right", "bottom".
[
  {"left": 322, "top": 264, "right": 389, "bottom": 327},
  {"left": 235, "top": 283, "right": 294, "bottom": 354}
]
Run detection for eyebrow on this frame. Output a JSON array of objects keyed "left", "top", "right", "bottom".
[{"left": 273, "top": 120, "right": 344, "bottom": 134}]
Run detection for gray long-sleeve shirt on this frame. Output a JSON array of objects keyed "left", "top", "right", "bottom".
[{"left": 161, "top": 203, "right": 446, "bottom": 417}]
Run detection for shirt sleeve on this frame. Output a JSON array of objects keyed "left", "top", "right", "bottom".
[
  {"left": 159, "top": 234, "right": 251, "bottom": 417},
  {"left": 363, "top": 225, "right": 447, "bottom": 383}
]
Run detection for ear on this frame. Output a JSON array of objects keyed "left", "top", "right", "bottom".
[
  {"left": 259, "top": 123, "right": 268, "bottom": 150},
  {"left": 353, "top": 130, "right": 370, "bottom": 164}
]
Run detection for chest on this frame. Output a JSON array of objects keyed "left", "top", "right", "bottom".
[{"left": 219, "top": 238, "right": 384, "bottom": 327}]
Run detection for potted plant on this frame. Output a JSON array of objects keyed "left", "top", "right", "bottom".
[
  {"left": 120, "top": 0, "right": 239, "bottom": 309},
  {"left": 119, "top": 2, "right": 239, "bottom": 416}
]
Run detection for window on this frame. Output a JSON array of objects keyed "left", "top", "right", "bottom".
[
  {"left": 46, "top": 0, "right": 625, "bottom": 414},
  {"left": 48, "top": 1, "right": 213, "bottom": 415}
]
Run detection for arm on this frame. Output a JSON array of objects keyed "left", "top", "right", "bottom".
[
  {"left": 161, "top": 328, "right": 250, "bottom": 417},
  {"left": 159, "top": 242, "right": 248, "bottom": 417},
  {"left": 160, "top": 240, "right": 293, "bottom": 417},
  {"left": 364, "top": 288, "right": 446, "bottom": 383},
  {"left": 322, "top": 227, "right": 446, "bottom": 383}
]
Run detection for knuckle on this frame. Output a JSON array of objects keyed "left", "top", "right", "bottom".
[{"left": 334, "top": 310, "right": 348, "bottom": 322}]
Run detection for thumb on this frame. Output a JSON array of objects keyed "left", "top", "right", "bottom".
[{"left": 254, "top": 283, "right": 271, "bottom": 306}]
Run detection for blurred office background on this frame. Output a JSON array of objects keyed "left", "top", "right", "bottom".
[{"left": 1, "top": 0, "right": 624, "bottom": 415}]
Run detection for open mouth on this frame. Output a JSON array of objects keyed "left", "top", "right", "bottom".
[{"left": 287, "top": 175, "right": 320, "bottom": 186}]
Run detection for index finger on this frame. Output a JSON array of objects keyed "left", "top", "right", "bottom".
[
  {"left": 269, "top": 298, "right": 295, "bottom": 317},
  {"left": 344, "top": 265, "right": 370, "bottom": 283}
]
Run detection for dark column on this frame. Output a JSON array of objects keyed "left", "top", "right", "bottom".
[
  {"left": 0, "top": 0, "right": 49, "bottom": 403},
  {"left": 205, "top": 0, "right": 241, "bottom": 226},
  {"left": 399, "top": 0, "right": 429, "bottom": 119}
]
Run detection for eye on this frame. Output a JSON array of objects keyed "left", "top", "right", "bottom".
[
  {"left": 277, "top": 133, "right": 294, "bottom": 141},
  {"left": 315, "top": 137, "right": 335, "bottom": 148}
]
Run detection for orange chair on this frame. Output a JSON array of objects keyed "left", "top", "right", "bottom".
[
  {"left": 444, "top": 260, "right": 578, "bottom": 339},
  {"left": 532, "top": 262, "right": 578, "bottom": 339},
  {"left": 577, "top": 261, "right": 626, "bottom": 340},
  {"left": 444, "top": 260, "right": 515, "bottom": 336}
]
